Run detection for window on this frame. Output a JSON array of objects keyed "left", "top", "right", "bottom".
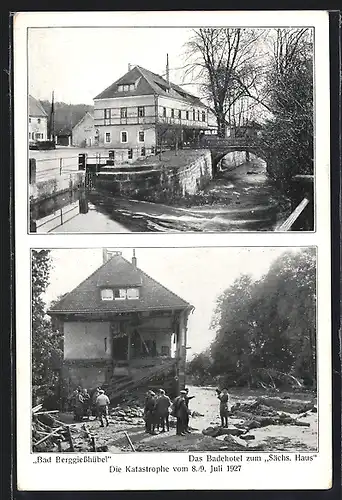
[
  {"left": 37, "top": 118, "right": 41, "bottom": 124},
  {"left": 141, "top": 147, "right": 146, "bottom": 157},
  {"left": 114, "top": 289, "right": 127, "bottom": 300},
  {"left": 138, "top": 131, "right": 145, "bottom": 142},
  {"left": 118, "top": 84, "right": 135, "bottom": 92},
  {"left": 197, "top": 110, "right": 200, "bottom": 121},
  {"left": 101, "top": 289, "right": 113, "bottom": 301},
  {"left": 193, "top": 109, "right": 196, "bottom": 121},
  {"left": 121, "top": 131, "right": 128, "bottom": 143},
  {"left": 178, "top": 110, "right": 182, "bottom": 119},
  {"left": 138, "top": 106, "right": 145, "bottom": 117},
  {"left": 202, "top": 111, "right": 206, "bottom": 122},
  {"left": 29, "top": 132, "right": 31, "bottom": 140},
  {"left": 104, "top": 109, "right": 111, "bottom": 119},
  {"left": 29, "top": 118, "right": 31, "bottom": 123},
  {"left": 171, "top": 109, "right": 174, "bottom": 118},
  {"left": 127, "top": 288, "right": 140, "bottom": 300},
  {"left": 128, "top": 148, "right": 133, "bottom": 159},
  {"left": 163, "top": 107, "right": 166, "bottom": 117},
  {"left": 161, "top": 345, "right": 170, "bottom": 356},
  {"left": 105, "top": 132, "right": 111, "bottom": 143},
  {"left": 186, "top": 110, "right": 189, "bottom": 120},
  {"left": 120, "top": 107, "right": 127, "bottom": 118}
]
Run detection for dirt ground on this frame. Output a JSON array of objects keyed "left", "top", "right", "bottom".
[{"left": 57, "top": 386, "right": 317, "bottom": 453}]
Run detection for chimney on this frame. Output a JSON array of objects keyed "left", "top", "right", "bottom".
[
  {"left": 128, "top": 63, "right": 131, "bottom": 71},
  {"left": 166, "top": 54, "right": 170, "bottom": 85},
  {"left": 132, "top": 249, "right": 137, "bottom": 268}
]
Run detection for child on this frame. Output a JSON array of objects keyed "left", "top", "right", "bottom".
[{"left": 218, "top": 388, "right": 229, "bottom": 428}]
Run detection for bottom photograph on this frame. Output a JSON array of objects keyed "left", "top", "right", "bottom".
[{"left": 31, "top": 246, "right": 317, "bottom": 453}]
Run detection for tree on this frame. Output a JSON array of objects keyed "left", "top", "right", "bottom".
[
  {"left": 261, "top": 29, "right": 313, "bottom": 187},
  {"left": 184, "top": 28, "right": 267, "bottom": 137},
  {"left": 31, "top": 250, "right": 62, "bottom": 404},
  {"left": 186, "top": 350, "right": 213, "bottom": 385},
  {"left": 209, "top": 249, "right": 316, "bottom": 389}
]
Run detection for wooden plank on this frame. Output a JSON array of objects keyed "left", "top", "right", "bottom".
[
  {"left": 32, "top": 426, "right": 64, "bottom": 447},
  {"left": 276, "top": 198, "right": 309, "bottom": 232}
]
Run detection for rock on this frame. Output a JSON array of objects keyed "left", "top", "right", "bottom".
[
  {"left": 219, "top": 427, "right": 246, "bottom": 437},
  {"left": 240, "top": 434, "right": 255, "bottom": 441},
  {"left": 222, "top": 435, "right": 247, "bottom": 450},
  {"left": 202, "top": 426, "right": 222, "bottom": 437}
]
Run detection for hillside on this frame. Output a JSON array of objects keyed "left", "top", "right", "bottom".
[{"left": 40, "top": 100, "right": 94, "bottom": 135}]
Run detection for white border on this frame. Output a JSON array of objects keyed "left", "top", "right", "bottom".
[{"left": 14, "top": 10, "right": 331, "bottom": 491}]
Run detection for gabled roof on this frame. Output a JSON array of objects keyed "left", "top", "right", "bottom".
[
  {"left": 94, "top": 65, "right": 205, "bottom": 108},
  {"left": 48, "top": 253, "right": 191, "bottom": 315},
  {"left": 72, "top": 111, "right": 94, "bottom": 131},
  {"left": 29, "top": 95, "right": 48, "bottom": 117}
]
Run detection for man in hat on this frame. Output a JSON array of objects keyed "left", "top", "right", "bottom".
[
  {"left": 155, "top": 389, "right": 171, "bottom": 432},
  {"left": 144, "top": 390, "right": 157, "bottom": 434},
  {"left": 173, "top": 390, "right": 189, "bottom": 436},
  {"left": 95, "top": 389, "right": 110, "bottom": 427}
]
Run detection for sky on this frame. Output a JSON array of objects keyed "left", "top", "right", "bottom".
[
  {"left": 28, "top": 27, "right": 196, "bottom": 104},
  {"left": 42, "top": 247, "right": 300, "bottom": 358}
]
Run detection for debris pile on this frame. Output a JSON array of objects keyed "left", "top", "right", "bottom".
[
  {"left": 32, "top": 405, "right": 105, "bottom": 453},
  {"left": 109, "top": 404, "right": 145, "bottom": 425}
]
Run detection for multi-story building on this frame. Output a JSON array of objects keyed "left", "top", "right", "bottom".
[
  {"left": 29, "top": 95, "right": 48, "bottom": 143},
  {"left": 93, "top": 65, "right": 216, "bottom": 151},
  {"left": 48, "top": 250, "right": 193, "bottom": 398}
]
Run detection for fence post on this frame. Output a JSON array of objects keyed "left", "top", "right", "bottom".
[
  {"left": 78, "top": 153, "right": 86, "bottom": 170},
  {"left": 29, "top": 158, "right": 36, "bottom": 185},
  {"left": 290, "top": 175, "right": 314, "bottom": 231},
  {"left": 59, "top": 157, "right": 63, "bottom": 175}
]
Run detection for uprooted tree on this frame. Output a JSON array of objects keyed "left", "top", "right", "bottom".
[
  {"left": 190, "top": 248, "right": 316, "bottom": 389},
  {"left": 32, "top": 250, "right": 62, "bottom": 405}
]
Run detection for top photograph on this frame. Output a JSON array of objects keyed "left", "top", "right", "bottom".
[{"left": 28, "top": 26, "right": 315, "bottom": 233}]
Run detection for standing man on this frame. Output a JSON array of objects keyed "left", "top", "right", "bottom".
[
  {"left": 218, "top": 388, "right": 229, "bottom": 428},
  {"left": 184, "top": 388, "right": 195, "bottom": 433},
  {"left": 95, "top": 389, "right": 110, "bottom": 427},
  {"left": 155, "top": 389, "right": 171, "bottom": 432},
  {"left": 144, "top": 391, "right": 157, "bottom": 434},
  {"left": 173, "top": 390, "right": 189, "bottom": 436}
]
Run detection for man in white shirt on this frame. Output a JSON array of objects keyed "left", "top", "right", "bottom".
[{"left": 95, "top": 389, "right": 110, "bottom": 427}]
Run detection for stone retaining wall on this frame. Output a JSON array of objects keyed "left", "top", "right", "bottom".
[{"left": 95, "top": 150, "right": 212, "bottom": 203}]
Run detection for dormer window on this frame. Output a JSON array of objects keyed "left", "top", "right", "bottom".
[
  {"left": 101, "top": 289, "right": 114, "bottom": 301},
  {"left": 101, "top": 287, "right": 140, "bottom": 301},
  {"left": 118, "top": 83, "right": 135, "bottom": 92}
]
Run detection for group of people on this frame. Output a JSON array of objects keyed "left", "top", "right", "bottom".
[
  {"left": 68, "top": 386, "right": 110, "bottom": 427},
  {"left": 144, "top": 387, "right": 195, "bottom": 436},
  {"left": 68, "top": 385, "right": 230, "bottom": 434}
]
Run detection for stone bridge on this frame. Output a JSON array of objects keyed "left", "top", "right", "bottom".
[{"left": 199, "top": 136, "right": 266, "bottom": 168}]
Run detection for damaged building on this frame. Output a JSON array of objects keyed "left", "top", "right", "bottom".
[{"left": 48, "top": 250, "right": 193, "bottom": 400}]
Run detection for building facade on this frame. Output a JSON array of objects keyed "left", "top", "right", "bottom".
[
  {"left": 71, "top": 112, "right": 95, "bottom": 147},
  {"left": 93, "top": 65, "right": 216, "bottom": 151},
  {"left": 48, "top": 250, "right": 193, "bottom": 398},
  {"left": 29, "top": 95, "right": 48, "bottom": 143}
]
